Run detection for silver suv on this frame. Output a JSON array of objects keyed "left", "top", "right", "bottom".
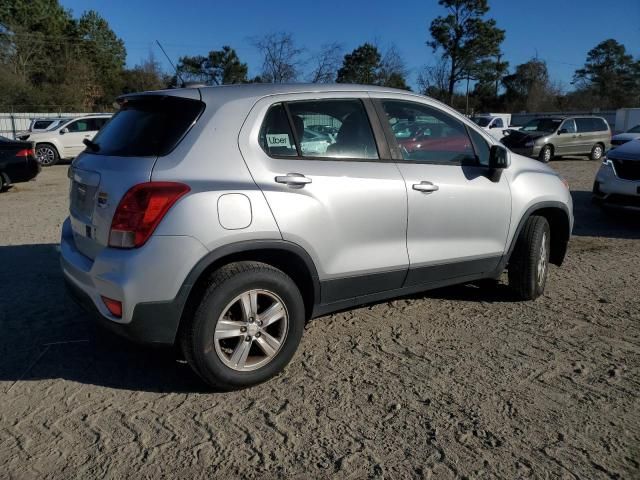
[{"left": 61, "top": 85, "right": 573, "bottom": 389}]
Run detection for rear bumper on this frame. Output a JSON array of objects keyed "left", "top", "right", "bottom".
[
  {"left": 60, "top": 217, "right": 207, "bottom": 345},
  {"left": 64, "top": 276, "right": 182, "bottom": 344}
]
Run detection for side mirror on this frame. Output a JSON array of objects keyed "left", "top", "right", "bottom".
[
  {"left": 489, "top": 145, "right": 509, "bottom": 169},
  {"left": 60, "top": 127, "right": 69, "bottom": 134},
  {"left": 558, "top": 128, "right": 568, "bottom": 135}
]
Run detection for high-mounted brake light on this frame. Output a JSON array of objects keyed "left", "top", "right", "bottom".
[
  {"left": 15, "top": 148, "right": 35, "bottom": 157},
  {"left": 109, "top": 182, "right": 190, "bottom": 248}
]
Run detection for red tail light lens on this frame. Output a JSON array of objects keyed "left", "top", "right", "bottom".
[
  {"left": 16, "top": 148, "right": 35, "bottom": 157},
  {"left": 109, "top": 182, "right": 190, "bottom": 248},
  {"left": 101, "top": 296, "right": 123, "bottom": 317}
]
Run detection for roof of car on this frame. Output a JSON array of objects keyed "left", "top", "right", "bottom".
[{"left": 125, "top": 83, "right": 422, "bottom": 104}]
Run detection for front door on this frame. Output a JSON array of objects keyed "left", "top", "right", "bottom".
[
  {"left": 61, "top": 119, "right": 97, "bottom": 157},
  {"left": 239, "top": 94, "right": 409, "bottom": 304},
  {"left": 372, "top": 96, "right": 511, "bottom": 286}
]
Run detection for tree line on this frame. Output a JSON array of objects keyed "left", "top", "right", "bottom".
[{"left": 1, "top": 0, "right": 639, "bottom": 113}]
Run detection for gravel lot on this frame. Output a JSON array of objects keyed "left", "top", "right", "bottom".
[{"left": 1, "top": 160, "right": 638, "bottom": 479}]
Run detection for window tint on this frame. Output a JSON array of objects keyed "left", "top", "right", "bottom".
[
  {"left": 287, "top": 99, "right": 378, "bottom": 159},
  {"left": 575, "top": 118, "right": 607, "bottom": 133},
  {"left": 259, "top": 103, "right": 298, "bottom": 157},
  {"left": 493, "top": 118, "right": 504, "bottom": 128},
  {"left": 90, "top": 96, "right": 204, "bottom": 157},
  {"left": 67, "top": 120, "right": 90, "bottom": 132},
  {"left": 33, "top": 120, "right": 53, "bottom": 130},
  {"left": 381, "top": 100, "right": 475, "bottom": 163},
  {"left": 560, "top": 119, "right": 576, "bottom": 134},
  {"left": 467, "top": 127, "right": 490, "bottom": 166}
]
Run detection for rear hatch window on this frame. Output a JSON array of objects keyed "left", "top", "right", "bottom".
[{"left": 90, "top": 95, "right": 204, "bottom": 157}]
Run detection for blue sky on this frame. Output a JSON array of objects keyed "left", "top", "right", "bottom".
[{"left": 60, "top": 0, "right": 640, "bottom": 91}]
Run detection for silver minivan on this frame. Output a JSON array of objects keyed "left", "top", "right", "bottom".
[
  {"left": 502, "top": 116, "right": 611, "bottom": 163},
  {"left": 61, "top": 84, "right": 573, "bottom": 389}
]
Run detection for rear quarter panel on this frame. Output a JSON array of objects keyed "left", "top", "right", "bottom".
[{"left": 151, "top": 92, "right": 282, "bottom": 251}]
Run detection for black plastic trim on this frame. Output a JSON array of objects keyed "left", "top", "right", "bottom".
[
  {"left": 321, "top": 269, "right": 406, "bottom": 304},
  {"left": 405, "top": 256, "right": 502, "bottom": 286}
]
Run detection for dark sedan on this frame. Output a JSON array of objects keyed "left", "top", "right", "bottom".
[{"left": 0, "top": 136, "right": 41, "bottom": 191}]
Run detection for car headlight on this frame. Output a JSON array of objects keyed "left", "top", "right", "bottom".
[{"left": 602, "top": 157, "right": 612, "bottom": 167}]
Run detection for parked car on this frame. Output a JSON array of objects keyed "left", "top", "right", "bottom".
[
  {"left": 501, "top": 116, "right": 611, "bottom": 163},
  {"left": 15, "top": 117, "right": 72, "bottom": 138},
  {"left": 593, "top": 139, "right": 640, "bottom": 211},
  {"left": 471, "top": 113, "right": 513, "bottom": 140},
  {"left": 18, "top": 114, "right": 111, "bottom": 166},
  {"left": 610, "top": 124, "right": 640, "bottom": 148},
  {"left": 0, "top": 136, "right": 40, "bottom": 191},
  {"left": 61, "top": 84, "right": 573, "bottom": 389}
]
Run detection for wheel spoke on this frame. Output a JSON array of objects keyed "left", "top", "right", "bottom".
[
  {"left": 259, "top": 301, "right": 285, "bottom": 327},
  {"left": 239, "top": 290, "right": 258, "bottom": 321},
  {"left": 230, "top": 338, "right": 251, "bottom": 368},
  {"left": 214, "top": 319, "right": 245, "bottom": 339},
  {"left": 255, "top": 332, "right": 281, "bottom": 358}
]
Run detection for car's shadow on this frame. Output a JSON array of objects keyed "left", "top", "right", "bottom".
[
  {"left": 0, "top": 244, "right": 207, "bottom": 393},
  {"left": 1, "top": 190, "right": 636, "bottom": 393}
]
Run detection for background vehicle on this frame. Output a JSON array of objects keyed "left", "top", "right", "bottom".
[
  {"left": 19, "top": 114, "right": 111, "bottom": 166},
  {"left": 501, "top": 116, "right": 611, "bottom": 163},
  {"left": 593, "top": 139, "right": 640, "bottom": 211},
  {"left": 471, "top": 113, "right": 513, "bottom": 140},
  {"left": 15, "top": 117, "right": 71, "bottom": 138},
  {"left": 615, "top": 108, "right": 640, "bottom": 134},
  {"left": 61, "top": 84, "right": 573, "bottom": 390},
  {"left": 0, "top": 136, "right": 40, "bottom": 191},
  {"left": 611, "top": 124, "right": 640, "bottom": 148}
]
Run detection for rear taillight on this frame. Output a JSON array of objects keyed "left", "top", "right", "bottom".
[
  {"left": 15, "top": 148, "right": 35, "bottom": 157},
  {"left": 109, "top": 182, "right": 190, "bottom": 249},
  {"left": 101, "top": 296, "right": 123, "bottom": 317}
]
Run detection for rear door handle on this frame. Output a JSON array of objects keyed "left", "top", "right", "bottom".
[
  {"left": 412, "top": 181, "right": 439, "bottom": 193},
  {"left": 275, "top": 173, "right": 312, "bottom": 186}
]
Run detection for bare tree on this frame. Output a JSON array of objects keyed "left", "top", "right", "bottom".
[
  {"left": 251, "top": 32, "right": 304, "bottom": 83},
  {"left": 378, "top": 45, "right": 410, "bottom": 89},
  {"left": 307, "top": 42, "right": 342, "bottom": 83},
  {"left": 417, "top": 58, "right": 450, "bottom": 100}
]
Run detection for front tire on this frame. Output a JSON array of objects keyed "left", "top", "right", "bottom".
[
  {"left": 590, "top": 143, "right": 604, "bottom": 161},
  {"left": 179, "top": 261, "right": 305, "bottom": 390},
  {"left": 538, "top": 145, "right": 553, "bottom": 163},
  {"left": 508, "top": 216, "right": 551, "bottom": 300},
  {"left": 36, "top": 144, "right": 60, "bottom": 166}
]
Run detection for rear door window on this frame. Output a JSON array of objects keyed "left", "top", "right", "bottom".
[
  {"left": 575, "top": 118, "right": 594, "bottom": 133},
  {"left": 90, "top": 96, "right": 204, "bottom": 157},
  {"left": 259, "top": 103, "right": 298, "bottom": 157},
  {"left": 67, "top": 120, "right": 90, "bottom": 132},
  {"left": 287, "top": 99, "right": 378, "bottom": 160}
]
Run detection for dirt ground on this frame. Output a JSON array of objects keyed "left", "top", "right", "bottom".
[{"left": 0, "top": 159, "right": 638, "bottom": 479}]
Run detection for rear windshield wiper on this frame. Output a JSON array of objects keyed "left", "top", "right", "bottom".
[{"left": 83, "top": 138, "right": 100, "bottom": 152}]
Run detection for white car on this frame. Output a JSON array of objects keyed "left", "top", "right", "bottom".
[
  {"left": 19, "top": 114, "right": 111, "bottom": 166},
  {"left": 471, "top": 114, "right": 513, "bottom": 140}
]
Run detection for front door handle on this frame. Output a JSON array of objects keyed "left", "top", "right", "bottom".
[
  {"left": 275, "top": 173, "right": 312, "bottom": 187},
  {"left": 412, "top": 181, "right": 439, "bottom": 193}
]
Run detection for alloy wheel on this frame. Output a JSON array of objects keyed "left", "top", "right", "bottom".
[
  {"left": 214, "top": 289, "right": 288, "bottom": 372},
  {"left": 537, "top": 232, "right": 548, "bottom": 287},
  {"left": 36, "top": 146, "right": 56, "bottom": 166}
]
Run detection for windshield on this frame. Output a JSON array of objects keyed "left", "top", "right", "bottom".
[
  {"left": 521, "top": 118, "right": 562, "bottom": 133},
  {"left": 471, "top": 117, "right": 491, "bottom": 127},
  {"left": 627, "top": 125, "right": 640, "bottom": 133}
]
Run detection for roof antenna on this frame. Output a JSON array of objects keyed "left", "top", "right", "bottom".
[{"left": 156, "top": 40, "right": 184, "bottom": 87}]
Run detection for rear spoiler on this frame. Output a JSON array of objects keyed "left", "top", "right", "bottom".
[{"left": 117, "top": 88, "right": 202, "bottom": 106}]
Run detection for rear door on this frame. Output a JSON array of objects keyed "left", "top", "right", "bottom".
[
  {"left": 575, "top": 118, "right": 596, "bottom": 154},
  {"left": 61, "top": 119, "right": 94, "bottom": 158},
  {"left": 68, "top": 93, "right": 204, "bottom": 260},
  {"left": 239, "top": 93, "right": 409, "bottom": 304},
  {"left": 372, "top": 96, "right": 511, "bottom": 286}
]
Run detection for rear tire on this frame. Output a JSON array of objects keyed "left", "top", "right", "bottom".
[
  {"left": 36, "top": 143, "right": 59, "bottom": 166},
  {"left": 179, "top": 261, "right": 305, "bottom": 390},
  {"left": 589, "top": 143, "right": 604, "bottom": 161},
  {"left": 538, "top": 145, "right": 553, "bottom": 163},
  {"left": 508, "top": 216, "right": 551, "bottom": 300},
  {"left": 0, "top": 173, "right": 7, "bottom": 192}
]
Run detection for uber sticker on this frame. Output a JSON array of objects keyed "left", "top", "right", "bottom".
[{"left": 267, "top": 134, "right": 291, "bottom": 148}]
